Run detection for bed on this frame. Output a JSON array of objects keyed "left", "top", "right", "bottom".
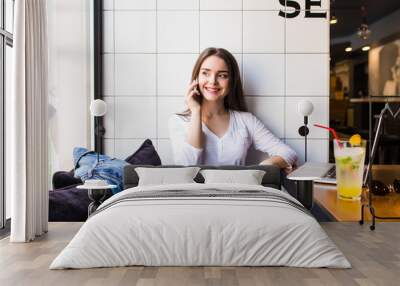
[{"left": 50, "top": 165, "right": 350, "bottom": 269}]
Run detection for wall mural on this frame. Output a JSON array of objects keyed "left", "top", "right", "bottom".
[{"left": 101, "top": 0, "right": 330, "bottom": 165}]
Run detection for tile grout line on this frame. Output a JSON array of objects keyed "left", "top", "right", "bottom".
[
  {"left": 113, "top": 0, "right": 116, "bottom": 156},
  {"left": 103, "top": 95, "right": 329, "bottom": 98},
  {"left": 241, "top": 0, "right": 244, "bottom": 85},
  {"left": 156, "top": 0, "right": 158, "bottom": 150},
  {"left": 199, "top": 0, "right": 200, "bottom": 54},
  {"left": 103, "top": 52, "right": 330, "bottom": 55},
  {"left": 284, "top": 4, "right": 287, "bottom": 144},
  {"left": 107, "top": 9, "right": 329, "bottom": 12},
  {"left": 110, "top": 137, "right": 327, "bottom": 140}
]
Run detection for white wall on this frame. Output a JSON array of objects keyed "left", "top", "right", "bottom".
[
  {"left": 102, "top": 0, "right": 330, "bottom": 165},
  {"left": 47, "top": 0, "right": 93, "bottom": 174}
]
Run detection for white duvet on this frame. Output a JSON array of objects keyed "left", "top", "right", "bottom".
[{"left": 50, "top": 183, "right": 351, "bottom": 269}]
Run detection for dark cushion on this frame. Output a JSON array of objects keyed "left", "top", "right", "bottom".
[
  {"left": 49, "top": 184, "right": 91, "bottom": 222},
  {"left": 49, "top": 184, "right": 113, "bottom": 222},
  {"left": 125, "top": 139, "right": 162, "bottom": 166},
  {"left": 52, "top": 171, "right": 83, "bottom": 190}
]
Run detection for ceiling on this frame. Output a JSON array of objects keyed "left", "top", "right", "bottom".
[{"left": 331, "top": 0, "right": 400, "bottom": 39}]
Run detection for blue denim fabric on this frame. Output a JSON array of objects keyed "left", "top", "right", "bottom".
[{"left": 73, "top": 147, "right": 128, "bottom": 194}]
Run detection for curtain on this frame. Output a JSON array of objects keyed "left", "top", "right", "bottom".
[{"left": 10, "top": 0, "right": 48, "bottom": 242}]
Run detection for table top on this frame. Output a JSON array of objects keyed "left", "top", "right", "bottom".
[
  {"left": 77, "top": 184, "right": 117, "bottom": 190},
  {"left": 314, "top": 183, "right": 400, "bottom": 222}
]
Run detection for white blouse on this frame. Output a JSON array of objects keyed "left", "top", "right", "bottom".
[{"left": 168, "top": 110, "right": 298, "bottom": 167}]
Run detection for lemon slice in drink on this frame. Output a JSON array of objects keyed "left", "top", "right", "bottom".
[{"left": 349, "top": 134, "right": 361, "bottom": 146}]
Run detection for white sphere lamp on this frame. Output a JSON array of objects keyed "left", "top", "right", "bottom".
[
  {"left": 297, "top": 100, "right": 314, "bottom": 117},
  {"left": 90, "top": 99, "right": 107, "bottom": 117}
]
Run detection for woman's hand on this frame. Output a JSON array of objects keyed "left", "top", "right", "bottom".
[
  {"left": 260, "top": 156, "right": 294, "bottom": 174},
  {"left": 185, "top": 80, "right": 201, "bottom": 112}
]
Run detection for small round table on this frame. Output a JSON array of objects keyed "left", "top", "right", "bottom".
[{"left": 77, "top": 184, "right": 117, "bottom": 216}]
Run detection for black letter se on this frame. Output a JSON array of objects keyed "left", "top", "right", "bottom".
[{"left": 278, "top": 0, "right": 301, "bottom": 19}]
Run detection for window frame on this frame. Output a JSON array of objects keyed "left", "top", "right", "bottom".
[{"left": 93, "top": 0, "right": 103, "bottom": 154}]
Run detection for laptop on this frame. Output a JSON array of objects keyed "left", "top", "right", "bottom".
[
  {"left": 287, "top": 162, "right": 335, "bottom": 182},
  {"left": 287, "top": 162, "right": 370, "bottom": 185},
  {"left": 314, "top": 164, "right": 337, "bottom": 184}
]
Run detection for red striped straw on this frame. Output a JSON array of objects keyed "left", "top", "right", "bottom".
[{"left": 313, "top": 124, "right": 342, "bottom": 147}]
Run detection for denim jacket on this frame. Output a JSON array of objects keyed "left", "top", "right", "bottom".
[{"left": 73, "top": 147, "right": 128, "bottom": 194}]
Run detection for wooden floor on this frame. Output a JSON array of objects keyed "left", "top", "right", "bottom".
[{"left": 1, "top": 222, "right": 400, "bottom": 286}]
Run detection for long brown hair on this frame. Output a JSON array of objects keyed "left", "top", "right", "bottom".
[{"left": 178, "top": 47, "right": 247, "bottom": 116}]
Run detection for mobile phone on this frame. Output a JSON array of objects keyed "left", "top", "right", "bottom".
[
  {"left": 193, "top": 78, "right": 199, "bottom": 94},
  {"left": 193, "top": 78, "right": 202, "bottom": 103}
]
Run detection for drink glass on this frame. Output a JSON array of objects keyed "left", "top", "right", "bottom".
[{"left": 333, "top": 140, "right": 366, "bottom": 201}]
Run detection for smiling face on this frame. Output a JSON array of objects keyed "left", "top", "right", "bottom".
[{"left": 197, "top": 55, "right": 230, "bottom": 103}]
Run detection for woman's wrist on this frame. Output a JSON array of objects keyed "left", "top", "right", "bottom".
[
  {"left": 190, "top": 106, "right": 201, "bottom": 114},
  {"left": 190, "top": 107, "right": 201, "bottom": 121},
  {"left": 187, "top": 106, "right": 204, "bottom": 149}
]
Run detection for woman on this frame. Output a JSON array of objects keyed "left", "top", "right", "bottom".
[{"left": 169, "top": 47, "right": 297, "bottom": 170}]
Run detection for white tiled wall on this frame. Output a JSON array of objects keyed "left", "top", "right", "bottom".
[
  {"left": 114, "top": 11, "right": 157, "bottom": 53},
  {"left": 103, "top": 0, "right": 330, "bottom": 164},
  {"left": 157, "top": 54, "right": 198, "bottom": 96}
]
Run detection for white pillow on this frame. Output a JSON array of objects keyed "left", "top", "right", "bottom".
[
  {"left": 200, "top": 169, "right": 266, "bottom": 185},
  {"left": 135, "top": 167, "right": 200, "bottom": 186}
]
